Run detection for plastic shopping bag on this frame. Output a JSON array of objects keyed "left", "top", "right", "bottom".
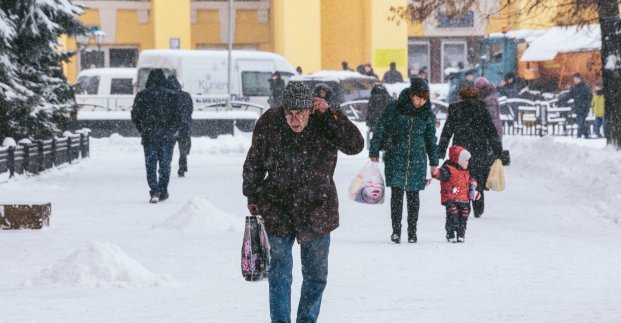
[
  {"left": 241, "top": 215, "right": 270, "bottom": 282},
  {"left": 486, "top": 159, "right": 506, "bottom": 192},
  {"left": 348, "top": 162, "right": 385, "bottom": 204}
]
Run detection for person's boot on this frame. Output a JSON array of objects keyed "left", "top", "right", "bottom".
[
  {"left": 391, "top": 225, "right": 401, "bottom": 244},
  {"left": 149, "top": 193, "right": 159, "bottom": 204},
  {"left": 446, "top": 231, "right": 456, "bottom": 243},
  {"left": 473, "top": 192, "right": 485, "bottom": 218},
  {"left": 407, "top": 226, "right": 417, "bottom": 243}
]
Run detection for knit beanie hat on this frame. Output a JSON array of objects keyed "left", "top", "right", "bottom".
[
  {"left": 474, "top": 77, "right": 490, "bottom": 90},
  {"left": 459, "top": 149, "right": 471, "bottom": 164},
  {"left": 282, "top": 81, "right": 313, "bottom": 110}
]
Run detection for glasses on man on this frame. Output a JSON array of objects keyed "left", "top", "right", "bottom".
[{"left": 284, "top": 109, "right": 310, "bottom": 121}]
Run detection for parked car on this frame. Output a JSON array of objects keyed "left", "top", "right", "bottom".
[{"left": 74, "top": 68, "right": 136, "bottom": 110}]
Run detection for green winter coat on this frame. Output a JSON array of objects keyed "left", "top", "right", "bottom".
[
  {"left": 592, "top": 92, "right": 605, "bottom": 117},
  {"left": 369, "top": 88, "right": 439, "bottom": 192}
]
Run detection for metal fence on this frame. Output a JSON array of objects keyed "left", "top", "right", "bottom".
[{"left": 0, "top": 130, "right": 90, "bottom": 179}]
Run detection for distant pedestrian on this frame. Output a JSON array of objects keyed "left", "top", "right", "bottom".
[
  {"left": 243, "top": 81, "right": 364, "bottom": 323},
  {"left": 342, "top": 61, "right": 353, "bottom": 72},
  {"left": 131, "top": 69, "right": 182, "bottom": 203},
  {"left": 382, "top": 62, "right": 404, "bottom": 84},
  {"left": 268, "top": 72, "right": 285, "bottom": 109},
  {"left": 296, "top": 66, "right": 303, "bottom": 75},
  {"left": 166, "top": 75, "right": 194, "bottom": 177},
  {"left": 364, "top": 63, "right": 379, "bottom": 79},
  {"left": 448, "top": 70, "right": 475, "bottom": 104},
  {"left": 591, "top": 81, "right": 605, "bottom": 138},
  {"left": 366, "top": 83, "right": 393, "bottom": 133},
  {"left": 497, "top": 72, "right": 519, "bottom": 98},
  {"left": 475, "top": 77, "right": 503, "bottom": 140},
  {"left": 560, "top": 73, "right": 592, "bottom": 139}
]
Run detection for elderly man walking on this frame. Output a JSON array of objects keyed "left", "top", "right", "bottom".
[{"left": 243, "top": 81, "right": 364, "bottom": 323}]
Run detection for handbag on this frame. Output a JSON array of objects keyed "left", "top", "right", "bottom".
[
  {"left": 348, "top": 162, "right": 385, "bottom": 204},
  {"left": 241, "top": 215, "right": 271, "bottom": 282},
  {"left": 486, "top": 159, "right": 506, "bottom": 192}
]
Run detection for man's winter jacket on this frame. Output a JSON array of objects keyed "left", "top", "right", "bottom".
[
  {"left": 564, "top": 81, "right": 592, "bottom": 115},
  {"left": 131, "top": 69, "right": 181, "bottom": 146},
  {"left": 242, "top": 107, "right": 364, "bottom": 243}
]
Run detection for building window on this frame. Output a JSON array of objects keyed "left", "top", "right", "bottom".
[
  {"left": 109, "top": 48, "right": 139, "bottom": 68},
  {"left": 407, "top": 41, "right": 430, "bottom": 79},
  {"left": 441, "top": 41, "right": 467, "bottom": 82},
  {"left": 437, "top": 11, "right": 474, "bottom": 28}
]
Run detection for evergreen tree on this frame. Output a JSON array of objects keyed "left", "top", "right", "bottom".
[{"left": 0, "top": 0, "right": 84, "bottom": 142}]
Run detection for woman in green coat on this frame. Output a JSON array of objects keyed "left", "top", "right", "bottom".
[{"left": 369, "top": 78, "right": 439, "bottom": 243}]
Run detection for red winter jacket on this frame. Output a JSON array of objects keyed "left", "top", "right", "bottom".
[{"left": 434, "top": 146, "right": 474, "bottom": 205}]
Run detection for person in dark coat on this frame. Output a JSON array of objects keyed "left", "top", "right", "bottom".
[
  {"left": 366, "top": 83, "right": 393, "bottom": 133},
  {"left": 166, "top": 75, "right": 194, "bottom": 177},
  {"left": 364, "top": 63, "right": 379, "bottom": 79},
  {"left": 382, "top": 62, "right": 404, "bottom": 84},
  {"left": 497, "top": 72, "right": 519, "bottom": 98},
  {"left": 268, "top": 71, "right": 285, "bottom": 108},
  {"left": 448, "top": 70, "right": 475, "bottom": 104},
  {"left": 369, "top": 77, "right": 439, "bottom": 243},
  {"left": 313, "top": 83, "right": 338, "bottom": 109},
  {"left": 243, "top": 81, "right": 364, "bottom": 323},
  {"left": 560, "top": 73, "right": 593, "bottom": 138},
  {"left": 131, "top": 69, "right": 181, "bottom": 203},
  {"left": 475, "top": 77, "right": 503, "bottom": 140},
  {"left": 342, "top": 61, "right": 353, "bottom": 71},
  {"left": 439, "top": 87, "right": 503, "bottom": 218}
]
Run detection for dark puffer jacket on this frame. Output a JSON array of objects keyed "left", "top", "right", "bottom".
[
  {"left": 243, "top": 107, "right": 364, "bottom": 242},
  {"left": 369, "top": 84, "right": 439, "bottom": 192},
  {"left": 167, "top": 75, "right": 193, "bottom": 153},
  {"left": 439, "top": 97, "right": 503, "bottom": 191},
  {"left": 131, "top": 69, "right": 181, "bottom": 146}
]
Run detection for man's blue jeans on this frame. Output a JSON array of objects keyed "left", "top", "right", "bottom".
[
  {"left": 268, "top": 233, "right": 330, "bottom": 323},
  {"left": 143, "top": 144, "right": 174, "bottom": 197}
]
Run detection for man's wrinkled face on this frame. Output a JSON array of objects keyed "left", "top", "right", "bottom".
[{"left": 284, "top": 108, "right": 310, "bottom": 132}]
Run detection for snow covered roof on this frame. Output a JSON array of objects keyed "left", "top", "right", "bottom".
[
  {"left": 488, "top": 29, "right": 546, "bottom": 43},
  {"left": 521, "top": 25, "right": 601, "bottom": 62},
  {"left": 291, "top": 70, "right": 376, "bottom": 82},
  {"left": 77, "top": 68, "right": 136, "bottom": 79}
]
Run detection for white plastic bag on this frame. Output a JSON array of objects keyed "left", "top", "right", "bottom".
[{"left": 348, "top": 162, "right": 385, "bottom": 204}]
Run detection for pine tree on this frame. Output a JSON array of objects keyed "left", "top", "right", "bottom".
[{"left": 0, "top": 0, "right": 84, "bottom": 142}]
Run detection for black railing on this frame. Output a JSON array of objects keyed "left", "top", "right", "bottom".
[{"left": 0, "top": 130, "right": 90, "bottom": 179}]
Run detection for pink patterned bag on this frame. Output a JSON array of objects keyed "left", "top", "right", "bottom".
[{"left": 241, "top": 215, "right": 271, "bottom": 282}]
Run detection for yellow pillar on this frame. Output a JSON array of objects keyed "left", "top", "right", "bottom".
[
  {"left": 366, "top": 0, "right": 408, "bottom": 79},
  {"left": 152, "top": 0, "right": 191, "bottom": 49},
  {"left": 272, "top": 0, "right": 321, "bottom": 73}
]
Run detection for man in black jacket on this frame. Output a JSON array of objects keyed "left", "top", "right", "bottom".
[
  {"left": 382, "top": 62, "right": 404, "bottom": 84},
  {"left": 131, "top": 69, "right": 181, "bottom": 203},
  {"left": 562, "top": 73, "right": 593, "bottom": 138},
  {"left": 167, "top": 75, "right": 194, "bottom": 177}
]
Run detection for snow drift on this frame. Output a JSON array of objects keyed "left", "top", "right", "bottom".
[
  {"left": 25, "top": 242, "right": 176, "bottom": 288},
  {"left": 153, "top": 197, "right": 242, "bottom": 233}
]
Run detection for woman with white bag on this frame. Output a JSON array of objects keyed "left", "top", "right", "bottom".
[{"left": 369, "top": 78, "right": 439, "bottom": 244}]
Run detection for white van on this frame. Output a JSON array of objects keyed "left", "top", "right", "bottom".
[
  {"left": 74, "top": 68, "right": 136, "bottom": 110},
  {"left": 136, "top": 49, "right": 297, "bottom": 108}
]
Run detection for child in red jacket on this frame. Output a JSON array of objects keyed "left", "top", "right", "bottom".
[{"left": 433, "top": 145, "right": 480, "bottom": 243}]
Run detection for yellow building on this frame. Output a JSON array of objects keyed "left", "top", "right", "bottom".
[{"left": 65, "top": 0, "right": 572, "bottom": 84}]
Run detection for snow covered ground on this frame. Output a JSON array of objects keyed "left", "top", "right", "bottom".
[{"left": 1, "top": 126, "right": 620, "bottom": 322}]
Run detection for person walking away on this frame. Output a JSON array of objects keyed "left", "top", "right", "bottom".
[
  {"left": 591, "top": 81, "right": 605, "bottom": 138},
  {"left": 243, "top": 81, "right": 364, "bottom": 323},
  {"left": 382, "top": 62, "right": 404, "bottom": 84},
  {"left": 166, "top": 75, "right": 193, "bottom": 177},
  {"left": 475, "top": 77, "right": 504, "bottom": 140},
  {"left": 448, "top": 70, "right": 475, "bottom": 104},
  {"left": 131, "top": 69, "right": 181, "bottom": 203},
  {"left": 268, "top": 72, "right": 285, "bottom": 109},
  {"left": 433, "top": 145, "right": 478, "bottom": 243},
  {"left": 366, "top": 83, "right": 393, "bottom": 145},
  {"left": 369, "top": 77, "right": 439, "bottom": 243},
  {"left": 560, "top": 73, "right": 592, "bottom": 138},
  {"left": 438, "top": 86, "right": 502, "bottom": 218}
]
